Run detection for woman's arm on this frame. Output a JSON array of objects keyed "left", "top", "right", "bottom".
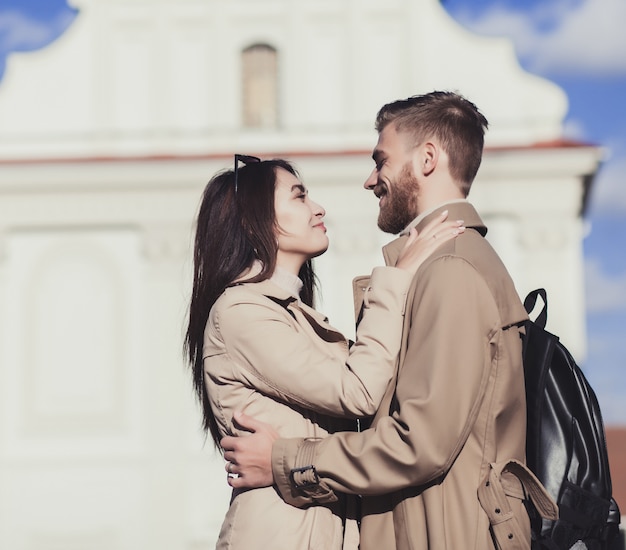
[
  {"left": 208, "top": 214, "right": 464, "bottom": 418},
  {"left": 209, "top": 265, "right": 411, "bottom": 418}
]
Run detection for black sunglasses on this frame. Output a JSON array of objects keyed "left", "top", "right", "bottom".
[{"left": 234, "top": 154, "right": 261, "bottom": 193}]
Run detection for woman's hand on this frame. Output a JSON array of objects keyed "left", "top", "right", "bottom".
[{"left": 395, "top": 210, "right": 465, "bottom": 273}]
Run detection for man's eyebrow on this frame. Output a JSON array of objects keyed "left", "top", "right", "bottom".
[{"left": 372, "top": 149, "right": 384, "bottom": 164}]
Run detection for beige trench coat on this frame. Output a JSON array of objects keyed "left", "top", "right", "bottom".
[
  {"left": 203, "top": 267, "right": 413, "bottom": 549},
  {"left": 272, "top": 202, "right": 533, "bottom": 550}
]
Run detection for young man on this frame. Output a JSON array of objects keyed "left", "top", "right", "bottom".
[{"left": 221, "top": 91, "right": 551, "bottom": 549}]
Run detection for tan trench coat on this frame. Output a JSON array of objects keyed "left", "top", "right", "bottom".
[
  {"left": 203, "top": 267, "right": 413, "bottom": 549},
  {"left": 272, "top": 202, "right": 533, "bottom": 549}
]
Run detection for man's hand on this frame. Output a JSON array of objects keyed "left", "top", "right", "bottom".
[{"left": 221, "top": 410, "right": 278, "bottom": 489}]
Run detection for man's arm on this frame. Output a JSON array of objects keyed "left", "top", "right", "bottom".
[
  {"left": 222, "top": 412, "right": 339, "bottom": 505},
  {"left": 222, "top": 411, "right": 276, "bottom": 488},
  {"left": 223, "top": 258, "right": 499, "bottom": 506}
]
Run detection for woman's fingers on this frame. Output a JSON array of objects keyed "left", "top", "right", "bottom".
[
  {"left": 416, "top": 210, "right": 465, "bottom": 241},
  {"left": 414, "top": 210, "right": 451, "bottom": 240},
  {"left": 424, "top": 222, "right": 465, "bottom": 244},
  {"left": 396, "top": 212, "right": 465, "bottom": 272}
]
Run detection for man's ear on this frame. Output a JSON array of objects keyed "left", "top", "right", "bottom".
[{"left": 416, "top": 141, "right": 438, "bottom": 177}]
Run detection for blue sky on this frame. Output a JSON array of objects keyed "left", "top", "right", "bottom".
[
  {"left": 0, "top": 0, "right": 76, "bottom": 78},
  {"left": 1, "top": 0, "right": 625, "bottom": 424}
]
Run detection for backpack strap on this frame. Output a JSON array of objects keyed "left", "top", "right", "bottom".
[{"left": 523, "top": 288, "right": 548, "bottom": 329}]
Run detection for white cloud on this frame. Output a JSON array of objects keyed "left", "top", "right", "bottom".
[
  {"left": 526, "top": 0, "right": 626, "bottom": 76},
  {"left": 0, "top": 9, "right": 75, "bottom": 55},
  {"left": 455, "top": 0, "right": 626, "bottom": 77},
  {"left": 561, "top": 116, "right": 587, "bottom": 141},
  {"left": 584, "top": 258, "right": 626, "bottom": 313}
]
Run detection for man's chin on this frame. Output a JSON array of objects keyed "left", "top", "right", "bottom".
[
  {"left": 378, "top": 210, "right": 412, "bottom": 234},
  {"left": 377, "top": 217, "right": 399, "bottom": 235}
]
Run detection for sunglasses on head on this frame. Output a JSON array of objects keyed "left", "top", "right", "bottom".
[{"left": 234, "top": 154, "right": 261, "bottom": 193}]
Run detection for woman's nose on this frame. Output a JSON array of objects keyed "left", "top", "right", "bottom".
[{"left": 312, "top": 200, "right": 325, "bottom": 218}]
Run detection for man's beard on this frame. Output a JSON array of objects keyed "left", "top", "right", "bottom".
[{"left": 376, "top": 163, "right": 419, "bottom": 234}]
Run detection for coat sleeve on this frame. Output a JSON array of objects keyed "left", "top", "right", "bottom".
[
  {"left": 272, "top": 256, "right": 502, "bottom": 506},
  {"left": 207, "top": 266, "right": 412, "bottom": 418}
]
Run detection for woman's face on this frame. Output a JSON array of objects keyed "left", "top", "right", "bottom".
[{"left": 274, "top": 168, "right": 328, "bottom": 274}]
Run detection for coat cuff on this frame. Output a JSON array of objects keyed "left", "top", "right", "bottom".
[
  {"left": 365, "top": 266, "right": 413, "bottom": 315},
  {"left": 272, "top": 437, "right": 338, "bottom": 508}
]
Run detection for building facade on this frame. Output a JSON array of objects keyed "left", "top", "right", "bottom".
[{"left": 0, "top": 0, "right": 603, "bottom": 548}]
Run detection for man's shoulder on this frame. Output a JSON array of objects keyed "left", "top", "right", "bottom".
[
  {"left": 415, "top": 230, "right": 527, "bottom": 326},
  {"left": 457, "top": 228, "right": 510, "bottom": 278}
]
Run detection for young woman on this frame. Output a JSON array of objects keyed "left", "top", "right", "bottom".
[{"left": 185, "top": 156, "right": 464, "bottom": 550}]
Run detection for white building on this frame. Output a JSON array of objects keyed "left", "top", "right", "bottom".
[{"left": 0, "top": 0, "right": 602, "bottom": 548}]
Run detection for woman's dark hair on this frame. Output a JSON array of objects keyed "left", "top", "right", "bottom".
[{"left": 184, "top": 158, "right": 317, "bottom": 448}]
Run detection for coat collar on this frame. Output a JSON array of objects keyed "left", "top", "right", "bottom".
[
  {"left": 382, "top": 202, "right": 486, "bottom": 266},
  {"left": 232, "top": 277, "right": 332, "bottom": 327},
  {"left": 233, "top": 277, "right": 296, "bottom": 303}
]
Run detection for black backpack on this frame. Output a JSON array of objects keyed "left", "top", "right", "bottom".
[{"left": 522, "top": 288, "right": 621, "bottom": 549}]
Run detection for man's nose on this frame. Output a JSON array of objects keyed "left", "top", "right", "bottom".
[{"left": 364, "top": 169, "right": 377, "bottom": 189}]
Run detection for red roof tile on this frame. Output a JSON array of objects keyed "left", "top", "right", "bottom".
[{"left": 607, "top": 427, "right": 626, "bottom": 516}]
